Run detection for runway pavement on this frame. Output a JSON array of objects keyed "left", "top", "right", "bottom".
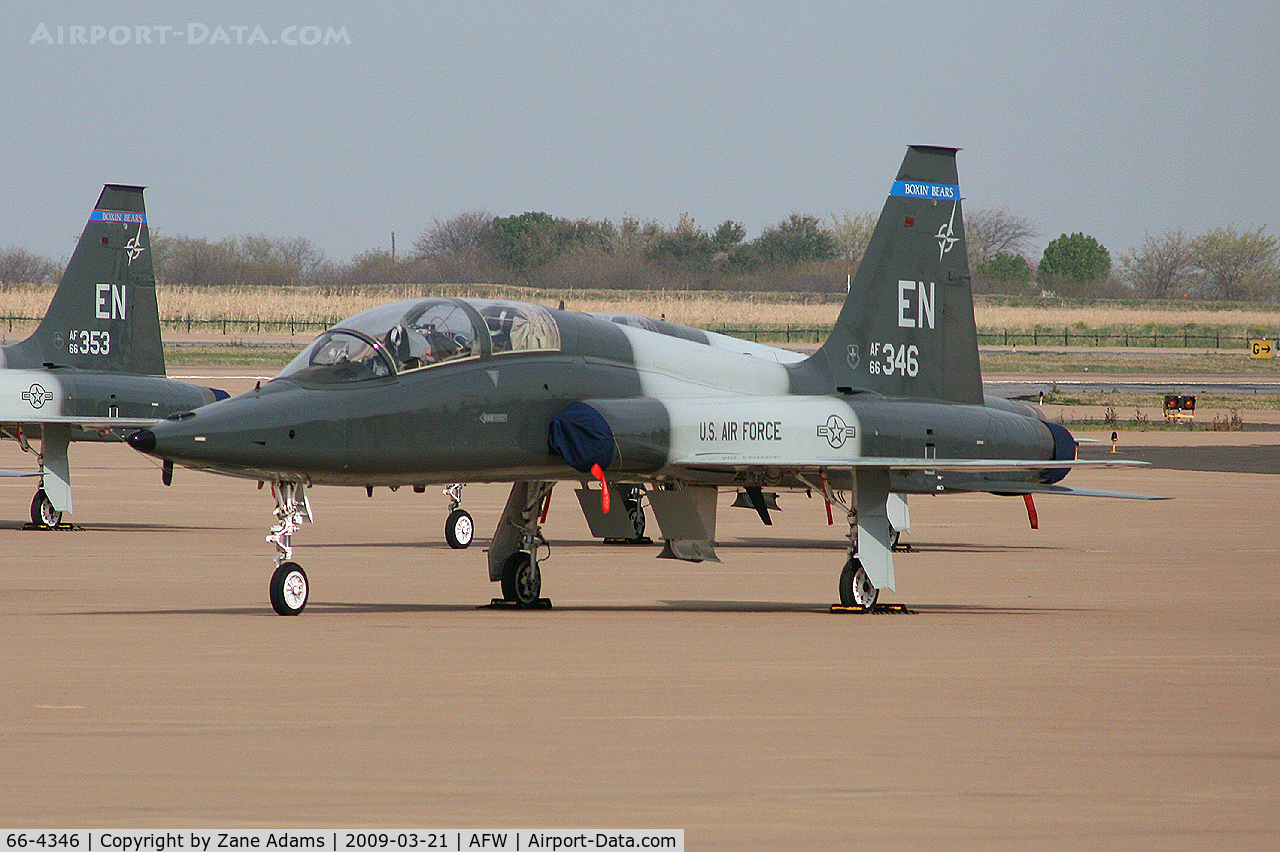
[{"left": 1, "top": 422, "right": 1277, "bottom": 849}]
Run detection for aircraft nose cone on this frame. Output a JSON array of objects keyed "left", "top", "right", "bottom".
[{"left": 127, "top": 428, "right": 156, "bottom": 453}]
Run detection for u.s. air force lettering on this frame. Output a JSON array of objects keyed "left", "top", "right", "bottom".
[{"left": 698, "top": 420, "right": 782, "bottom": 442}]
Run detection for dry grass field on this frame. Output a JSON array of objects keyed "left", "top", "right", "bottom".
[{"left": 3, "top": 283, "right": 1280, "bottom": 335}]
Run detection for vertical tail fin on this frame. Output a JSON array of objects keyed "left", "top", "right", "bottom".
[
  {"left": 5, "top": 185, "right": 166, "bottom": 375},
  {"left": 807, "top": 146, "right": 981, "bottom": 404}
]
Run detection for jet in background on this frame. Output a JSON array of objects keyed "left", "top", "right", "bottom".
[
  {"left": 130, "top": 147, "right": 1157, "bottom": 615},
  {"left": 1, "top": 185, "right": 226, "bottom": 526}
]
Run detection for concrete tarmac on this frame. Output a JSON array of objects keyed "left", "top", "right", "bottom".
[{"left": 1, "top": 426, "right": 1277, "bottom": 849}]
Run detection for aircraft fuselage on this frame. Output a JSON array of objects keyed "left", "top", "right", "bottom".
[
  {"left": 0, "top": 367, "right": 220, "bottom": 440},
  {"left": 137, "top": 306, "right": 1062, "bottom": 495}
]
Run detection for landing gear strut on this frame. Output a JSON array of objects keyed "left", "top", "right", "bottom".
[
  {"left": 266, "top": 481, "right": 312, "bottom": 615},
  {"left": 808, "top": 469, "right": 894, "bottom": 611},
  {"left": 443, "top": 483, "right": 474, "bottom": 549},
  {"left": 488, "top": 481, "right": 554, "bottom": 607},
  {"left": 19, "top": 425, "right": 71, "bottom": 529}
]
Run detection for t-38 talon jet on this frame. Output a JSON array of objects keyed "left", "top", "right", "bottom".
[
  {"left": 0, "top": 185, "right": 227, "bottom": 527},
  {"left": 129, "top": 147, "right": 1158, "bottom": 615}
]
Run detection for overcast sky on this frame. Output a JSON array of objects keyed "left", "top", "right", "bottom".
[{"left": 6, "top": 1, "right": 1278, "bottom": 268}]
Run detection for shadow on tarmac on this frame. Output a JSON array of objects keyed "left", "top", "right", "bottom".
[{"left": 65, "top": 599, "right": 1083, "bottom": 618}]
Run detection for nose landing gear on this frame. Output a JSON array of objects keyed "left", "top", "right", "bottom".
[
  {"left": 267, "top": 480, "right": 312, "bottom": 615},
  {"left": 443, "top": 484, "right": 474, "bottom": 549}
]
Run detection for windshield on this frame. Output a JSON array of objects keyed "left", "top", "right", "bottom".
[{"left": 277, "top": 330, "right": 395, "bottom": 383}]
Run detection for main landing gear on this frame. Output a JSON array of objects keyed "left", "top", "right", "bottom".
[
  {"left": 488, "top": 481, "right": 554, "bottom": 607},
  {"left": 266, "top": 481, "right": 312, "bottom": 615},
  {"left": 443, "top": 483, "right": 474, "bottom": 549},
  {"left": 18, "top": 425, "right": 72, "bottom": 529},
  {"left": 808, "top": 470, "right": 893, "bottom": 611}
]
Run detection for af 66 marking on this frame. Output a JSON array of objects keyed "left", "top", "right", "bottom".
[
  {"left": 67, "top": 329, "right": 111, "bottom": 356},
  {"left": 868, "top": 342, "right": 918, "bottom": 377}
]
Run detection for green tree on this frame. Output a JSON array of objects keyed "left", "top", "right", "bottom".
[
  {"left": 975, "top": 251, "right": 1033, "bottom": 294},
  {"left": 752, "top": 214, "right": 838, "bottom": 266},
  {"left": 711, "top": 220, "right": 746, "bottom": 253},
  {"left": 488, "top": 211, "right": 564, "bottom": 274},
  {"left": 648, "top": 214, "right": 715, "bottom": 266},
  {"left": 1038, "top": 232, "right": 1111, "bottom": 291},
  {"left": 1190, "top": 224, "right": 1279, "bottom": 301},
  {"left": 828, "top": 211, "right": 877, "bottom": 269}
]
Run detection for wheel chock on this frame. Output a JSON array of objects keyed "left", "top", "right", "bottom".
[
  {"left": 483, "top": 598, "right": 553, "bottom": 610},
  {"left": 22, "top": 522, "right": 82, "bottom": 531},
  {"left": 829, "top": 602, "right": 914, "bottom": 614}
]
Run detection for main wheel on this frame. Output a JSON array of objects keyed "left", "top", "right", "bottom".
[
  {"left": 31, "top": 489, "right": 62, "bottom": 527},
  {"left": 270, "top": 561, "right": 309, "bottom": 615},
  {"left": 623, "top": 487, "right": 646, "bottom": 539},
  {"left": 444, "top": 508, "right": 474, "bottom": 549},
  {"left": 500, "top": 551, "right": 541, "bottom": 606},
  {"left": 838, "top": 557, "right": 879, "bottom": 609}
]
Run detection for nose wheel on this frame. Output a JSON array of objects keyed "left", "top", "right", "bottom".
[
  {"left": 266, "top": 481, "right": 313, "bottom": 615},
  {"left": 270, "top": 561, "right": 309, "bottom": 615},
  {"left": 442, "top": 484, "right": 474, "bottom": 548},
  {"left": 445, "top": 507, "right": 474, "bottom": 549}
]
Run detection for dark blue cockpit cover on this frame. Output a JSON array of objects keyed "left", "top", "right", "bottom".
[
  {"left": 1042, "top": 420, "right": 1076, "bottom": 484},
  {"left": 549, "top": 402, "right": 615, "bottom": 473}
]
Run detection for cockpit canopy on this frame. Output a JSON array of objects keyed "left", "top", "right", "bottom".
[{"left": 276, "top": 298, "right": 562, "bottom": 383}]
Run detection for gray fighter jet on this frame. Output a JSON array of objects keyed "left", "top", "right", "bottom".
[
  {"left": 0, "top": 185, "right": 226, "bottom": 526},
  {"left": 129, "top": 147, "right": 1155, "bottom": 615}
]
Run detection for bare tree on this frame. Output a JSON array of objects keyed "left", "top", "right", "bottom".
[
  {"left": 413, "top": 211, "right": 493, "bottom": 259},
  {"left": 0, "top": 246, "right": 58, "bottom": 288},
  {"left": 1118, "top": 229, "right": 1196, "bottom": 298},
  {"left": 1191, "top": 224, "right": 1279, "bottom": 301},
  {"left": 965, "top": 208, "right": 1036, "bottom": 268},
  {"left": 275, "top": 236, "right": 327, "bottom": 279}
]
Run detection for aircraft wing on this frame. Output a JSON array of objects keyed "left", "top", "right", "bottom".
[
  {"left": 941, "top": 480, "right": 1170, "bottom": 500},
  {"left": 2, "top": 417, "right": 164, "bottom": 429},
  {"left": 669, "top": 454, "right": 1149, "bottom": 473},
  {"left": 666, "top": 455, "right": 1165, "bottom": 501}
]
